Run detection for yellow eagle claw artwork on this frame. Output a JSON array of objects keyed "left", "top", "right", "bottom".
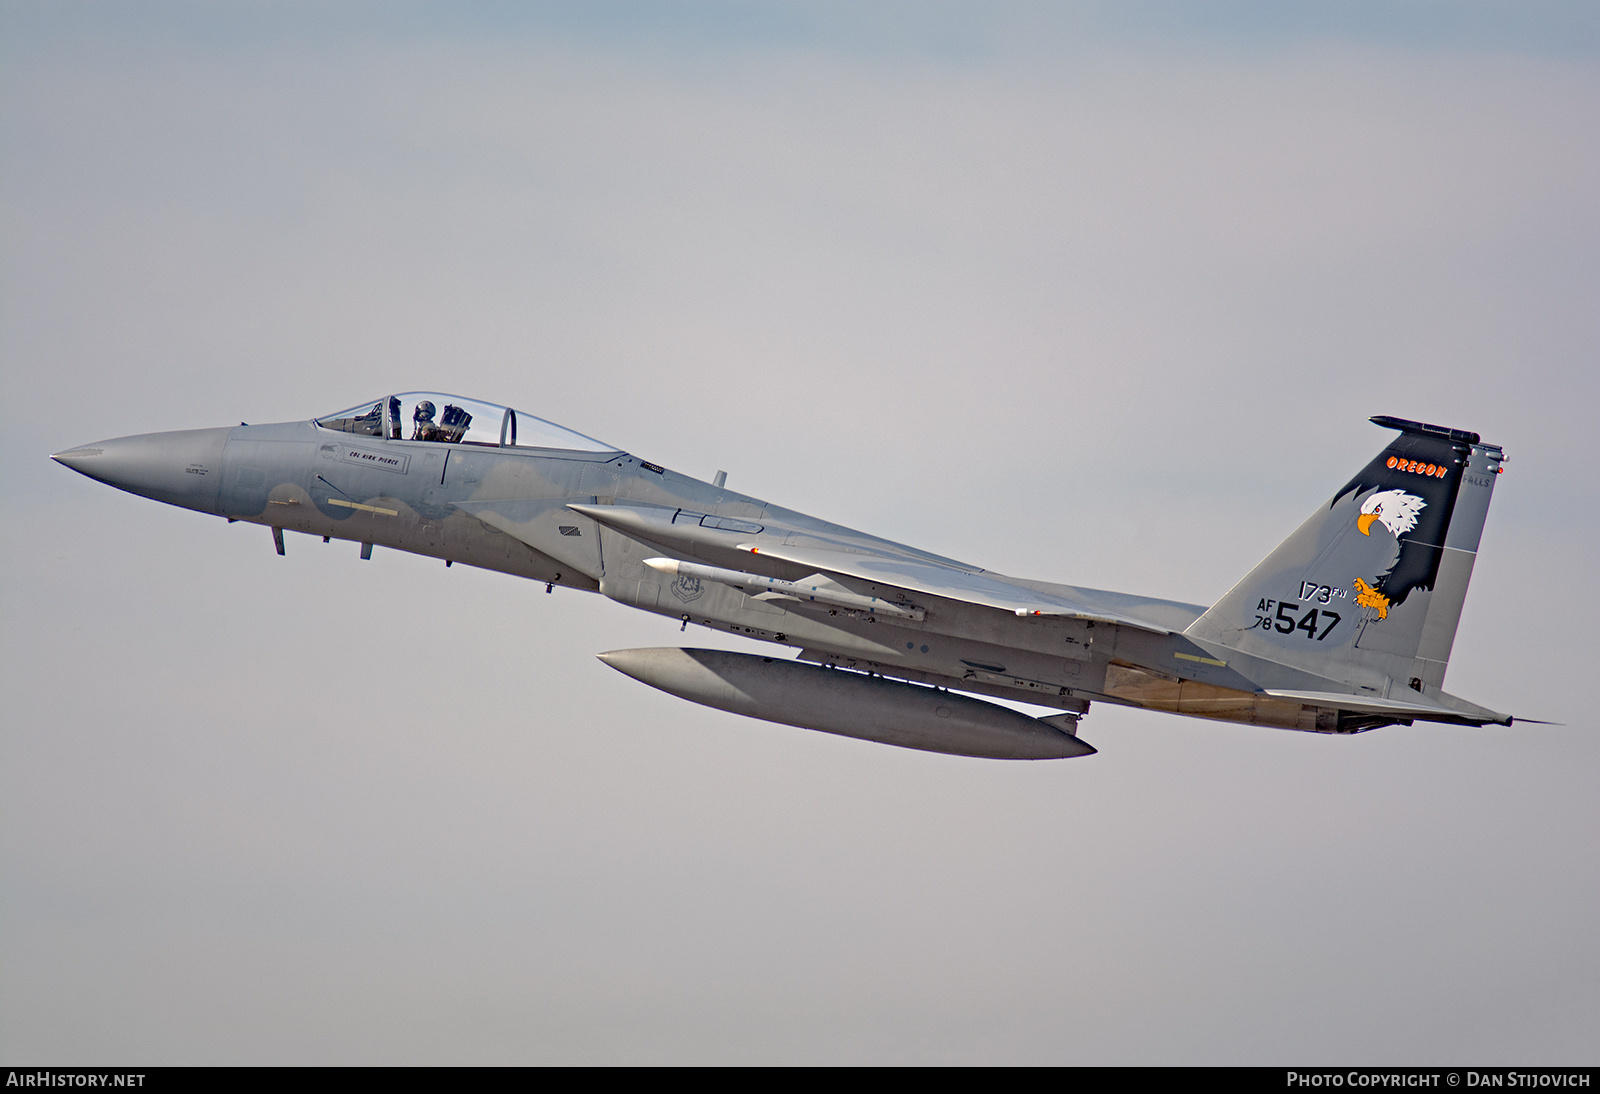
[{"left": 1353, "top": 577, "right": 1391, "bottom": 619}]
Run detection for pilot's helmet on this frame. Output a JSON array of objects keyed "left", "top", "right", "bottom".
[{"left": 413, "top": 400, "right": 436, "bottom": 423}]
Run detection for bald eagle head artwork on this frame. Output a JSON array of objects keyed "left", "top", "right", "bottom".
[{"left": 1357, "top": 489, "right": 1426, "bottom": 538}]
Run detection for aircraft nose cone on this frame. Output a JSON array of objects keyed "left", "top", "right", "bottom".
[{"left": 52, "top": 427, "right": 231, "bottom": 514}]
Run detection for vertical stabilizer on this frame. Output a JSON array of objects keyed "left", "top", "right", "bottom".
[{"left": 1186, "top": 417, "right": 1504, "bottom": 695}]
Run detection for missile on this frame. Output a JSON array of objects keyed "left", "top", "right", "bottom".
[
  {"left": 643, "top": 557, "right": 925, "bottom": 620},
  {"left": 597, "top": 647, "right": 1095, "bottom": 760}
]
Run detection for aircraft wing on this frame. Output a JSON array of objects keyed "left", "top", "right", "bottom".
[
  {"left": 735, "top": 541, "right": 1174, "bottom": 634},
  {"left": 564, "top": 501, "right": 1176, "bottom": 634}
]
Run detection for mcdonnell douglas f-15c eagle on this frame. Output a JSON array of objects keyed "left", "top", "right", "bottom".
[{"left": 53, "top": 396, "right": 1513, "bottom": 759}]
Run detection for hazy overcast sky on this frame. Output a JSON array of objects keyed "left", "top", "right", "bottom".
[{"left": 3, "top": 1, "right": 1596, "bottom": 1064}]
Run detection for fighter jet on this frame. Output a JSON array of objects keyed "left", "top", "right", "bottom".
[{"left": 51, "top": 395, "right": 1513, "bottom": 759}]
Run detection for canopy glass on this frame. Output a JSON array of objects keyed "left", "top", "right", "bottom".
[{"left": 316, "top": 393, "right": 616, "bottom": 452}]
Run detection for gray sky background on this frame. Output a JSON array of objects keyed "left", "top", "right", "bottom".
[{"left": 2, "top": 1, "right": 1596, "bottom": 1064}]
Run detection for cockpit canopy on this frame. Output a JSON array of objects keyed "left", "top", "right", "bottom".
[{"left": 316, "top": 393, "right": 616, "bottom": 452}]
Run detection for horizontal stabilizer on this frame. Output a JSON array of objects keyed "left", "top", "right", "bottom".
[{"left": 1264, "top": 689, "right": 1511, "bottom": 726}]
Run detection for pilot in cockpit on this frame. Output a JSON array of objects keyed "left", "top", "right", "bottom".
[{"left": 412, "top": 400, "right": 439, "bottom": 442}]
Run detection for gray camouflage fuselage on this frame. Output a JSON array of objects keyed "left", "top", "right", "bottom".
[{"left": 52, "top": 400, "right": 1513, "bottom": 758}]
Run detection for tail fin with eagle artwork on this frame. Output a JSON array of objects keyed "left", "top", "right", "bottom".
[{"left": 1186, "top": 416, "right": 1505, "bottom": 716}]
